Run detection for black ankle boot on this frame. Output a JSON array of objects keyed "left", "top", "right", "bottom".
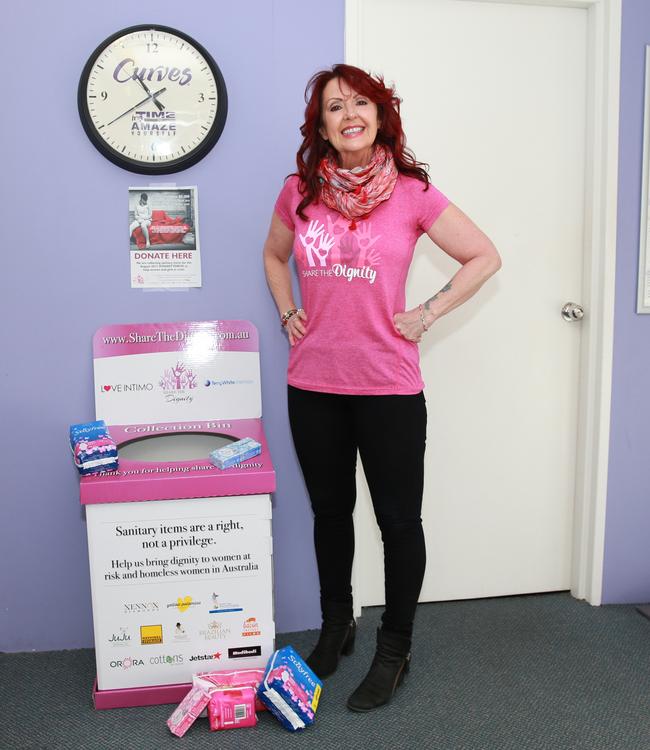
[
  {"left": 306, "top": 602, "right": 356, "bottom": 679},
  {"left": 346, "top": 627, "right": 411, "bottom": 712}
]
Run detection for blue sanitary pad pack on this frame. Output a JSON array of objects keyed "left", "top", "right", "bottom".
[
  {"left": 69, "top": 420, "right": 110, "bottom": 446},
  {"left": 69, "top": 420, "right": 118, "bottom": 475},
  {"left": 257, "top": 646, "right": 322, "bottom": 731},
  {"left": 209, "top": 437, "right": 262, "bottom": 470}
]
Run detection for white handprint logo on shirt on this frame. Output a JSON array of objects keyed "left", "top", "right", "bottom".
[
  {"left": 356, "top": 222, "right": 381, "bottom": 266},
  {"left": 299, "top": 220, "right": 334, "bottom": 267},
  {"left": 325, "top": 215, "right": 349, "bottom": 264}
]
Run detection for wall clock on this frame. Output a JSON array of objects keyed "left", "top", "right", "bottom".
[{"left": 78, "top": 25, "right": 227, "bottom": 174}]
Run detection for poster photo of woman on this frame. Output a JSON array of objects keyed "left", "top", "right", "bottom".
[{"left": 128, "top": 186, "right": 201, "bottom": 288}]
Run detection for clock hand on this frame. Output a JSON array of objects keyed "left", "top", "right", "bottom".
[
  {"left": 106, "top": 87, "right": 167, "bottom": 127},
  {"left": 135, "top": 76, "right": 164, "bottom": 111}
]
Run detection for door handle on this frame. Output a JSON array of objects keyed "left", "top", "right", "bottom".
[{"left": 561, "top": 302, "right": 584, "bottom": 321}]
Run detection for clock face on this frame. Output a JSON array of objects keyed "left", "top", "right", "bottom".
[{"left": 78, "top": 25, "right": 227, "bottom": 174}]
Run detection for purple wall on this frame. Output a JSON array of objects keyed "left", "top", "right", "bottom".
[
  {"left": 0, "top": 1, "right": 343, "bottom": 651},
  {"left": 1, "top": 0, "right": 647, "bottom": 652},
  {"left": 602, "top": 0, "right": 650, "bottom": 603}
]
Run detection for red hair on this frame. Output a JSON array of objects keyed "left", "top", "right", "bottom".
[{"left": 294, "top": 64, "right": 430, "bottom": 220}]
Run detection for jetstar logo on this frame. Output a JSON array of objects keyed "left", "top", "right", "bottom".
[{"left": 189, "top": 652, "right": 222, "bottom": 662}]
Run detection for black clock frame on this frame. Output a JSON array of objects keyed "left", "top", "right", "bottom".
[{"left": 77, "top": 24, "right": 228, "bottom": 175}]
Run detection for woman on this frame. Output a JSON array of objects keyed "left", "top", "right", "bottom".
[
  {"left": 263, "top": 64, "right": 501, "bottom": 712},
  {"left": 129, "top": 192, "right": 152, "bottom": 248}
]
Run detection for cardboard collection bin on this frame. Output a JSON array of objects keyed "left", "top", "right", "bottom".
[{"left": 79, "top": 321, "right": 276, "bottom": 709}]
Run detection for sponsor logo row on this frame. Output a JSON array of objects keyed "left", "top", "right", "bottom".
[
  {"left": 108, "top": 617, "right": 261, "bottom": 647},
  {"left": 123, "top": 593, "right": 243, "bottom": 615},
  {"left": 109, "top": 646, "right": 262, "bottom": 670},
  {"left": 100, "top": 366, "right": 253, "bottom": 395}
]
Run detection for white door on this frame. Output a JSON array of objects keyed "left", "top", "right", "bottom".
[{"left": 349, "top": 0, "right": 589, "bottom": 606}]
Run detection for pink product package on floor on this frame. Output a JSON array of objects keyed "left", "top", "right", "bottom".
[
  {"left": 196, "top": 668, "right": 267, "bottom": 713},
  {"left": 166, "top": 684, "right": 211, "bottom": 738},
  {"left": 208, "top": 686, "right": 257, "bottom": 731}
]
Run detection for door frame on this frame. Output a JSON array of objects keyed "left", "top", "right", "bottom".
[{"left": 346, "top": 0, "right": 621, "bottom": 607}]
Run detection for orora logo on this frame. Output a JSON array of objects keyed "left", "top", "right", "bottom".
[{"left": 109, "top": 656, "right": 144, "bottom": 670}]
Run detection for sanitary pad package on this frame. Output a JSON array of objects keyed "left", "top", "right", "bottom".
[
  {"left": 69, "top": 420, "right": 118, "bottom": 475},
  {"left": 207, "top": 686, "right": 257, "bottom": 731},
  {"left": 69, "top": 420, "right": 109, "bottom": 445},
  {"left": 209, "top": 437, "right": 261, "bottom": 470},
  {"left": 196, "top": 668, "right": 266, "bottom": 712},
  {"left": 258, "top": 646, "right": 322, "bottom": 732},
  {"left": 166, "top": 684, "right": 212, "bottom": 738}
]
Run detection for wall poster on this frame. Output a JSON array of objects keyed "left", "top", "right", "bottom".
[{"left": 129, "top": 186, "right": 201, "bottom": 289}]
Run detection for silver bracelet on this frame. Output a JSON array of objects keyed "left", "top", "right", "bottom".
[{"left": 418, "top": 304, "right": 429, "bottom": 332}]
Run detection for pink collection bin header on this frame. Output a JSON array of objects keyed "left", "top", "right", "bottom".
[
  {"left": 93, "top": 320, "right": 259, "bottom": 359},
  {"left": 79, "top": 418, "right": 275, "bottom": 505}
]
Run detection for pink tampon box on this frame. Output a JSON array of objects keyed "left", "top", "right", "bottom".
[{"left": 166, "top": 684, "right": 211, "bottom": 738}]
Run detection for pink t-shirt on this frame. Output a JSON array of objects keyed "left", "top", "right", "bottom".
[{"left": 274, "top": 174, "right": 449, "bottom": 395}]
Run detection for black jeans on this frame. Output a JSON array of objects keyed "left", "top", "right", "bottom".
[{"left": 287, "top": 385, "right": 427, "bottom": 637}]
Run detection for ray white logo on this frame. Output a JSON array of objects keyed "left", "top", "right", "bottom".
[{"left": 204, "top": 378, "right": 254, "bottom": 387}]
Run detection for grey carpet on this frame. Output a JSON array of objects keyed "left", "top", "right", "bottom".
[{"left": 1, "top": 593, "right": 649, "bottom": 750}]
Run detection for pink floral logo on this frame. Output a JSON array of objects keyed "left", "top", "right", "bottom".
[{"left": 159, "top": 362, "right": 198, "bottom": 391}]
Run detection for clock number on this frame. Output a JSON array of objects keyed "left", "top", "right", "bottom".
[
  {"left": 198, "top": 93, "right": 205, "bottom": 103},
  {"left": 147, "top": 42, "right": 159, "bottom": 53},
  {"left": 100, "top": 91, "right": 108, "bottom": 101}
]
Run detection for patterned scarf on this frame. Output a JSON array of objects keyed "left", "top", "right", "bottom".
[{"left": 317, "top": 143, "right": 398, "bottom": 230}]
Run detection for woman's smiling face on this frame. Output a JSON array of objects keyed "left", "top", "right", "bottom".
[{"left": 319, "top": 77, "right": 380, "bottom": 169}]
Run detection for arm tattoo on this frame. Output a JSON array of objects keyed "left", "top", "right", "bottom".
[{"left": 424, "top": 282, "right": 452, "bottom": 311}]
